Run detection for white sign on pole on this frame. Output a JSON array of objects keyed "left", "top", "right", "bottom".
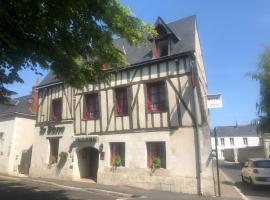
[{"left": 207, "top": 94, "right": 223, "bottom": 109}]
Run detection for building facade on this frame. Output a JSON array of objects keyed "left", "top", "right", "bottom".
[
  {"left": 30, "top": 16, "right": 215, "bottom": 195},
  {"left": 211, "top": 124, "right": 262, "bottom": 159},
  {"left": 0, "top": 94, "right": 37, "bottom": 175}
]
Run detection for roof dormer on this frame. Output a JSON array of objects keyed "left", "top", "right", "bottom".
[{"left": 150, "top": 17, "right": 180, "bottom": 59}]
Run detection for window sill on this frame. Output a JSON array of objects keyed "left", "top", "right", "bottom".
[
  {"left": 115, "top": 114, "right": 129, "bottom": 117},
  {"left": 82, "top": 118, "right": 99, "bottom": 121},
  {"left": 147, "top": 110, "right": 166, "bottom": 114}
]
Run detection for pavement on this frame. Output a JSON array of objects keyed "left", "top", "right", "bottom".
[
  {"left": 219, "top": 160, "right": 270, "bottom": 200},
  {"left": 0, "top": 173, "right": 241, "bottom": 200}
]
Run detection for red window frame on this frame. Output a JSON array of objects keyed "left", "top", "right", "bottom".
[
  {"left": 110, "top": 142, "right": 125, "bottom": 166},
  {"left": 51, "top": 98, "right": 62, "bottom": 122},
  {"left": 147, "top": 82, "right": 166, "bottom": 113},
  {"left": 146, "top": 142, "right": 166, "bottom": 168},
  {"left": 84, "top": 93, "right": 99, "bottom": 120},
  {"left": 115, "top": 87, "right": 128, "bottom": 116}
]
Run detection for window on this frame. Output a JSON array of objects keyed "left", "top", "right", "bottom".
[
  {"left": 84, "top": 93, "right": 99, "bottom": 120},
  {"left": 155, "top": 39, "right": 168, "bottom": 58},
  {"left": 49, "top": 138, "right": 59, "bottom": 164},
  {"left": 51, "top": 98, "right": 62, "bottom": 122},
  {"left": 147, "top": 82, "right": 166, "bottom": 113},
  {"left": 115, "top": 87, "right": 128, "bottom": 116},
  {"left": 220, "top": 138, "right": 225, "bottom": 146},
  {"left": 110, "top": 142, "right": 125, "bottom": 167},
  {"left": 230, "top": 138, "right": 234, "bottom": 146},
  {"left": 147, "top": 142, "right": 166, "bottom": 168},
  {"left": 243, "top": 138, "right": 248, "bottom": 145}
]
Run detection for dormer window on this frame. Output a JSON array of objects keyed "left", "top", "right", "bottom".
[
  {"left": 155, "top": 39, "right": 168, "bottom": 58},
  {"left": 154, "top": 24, "right": 169, "bottom": 58}
]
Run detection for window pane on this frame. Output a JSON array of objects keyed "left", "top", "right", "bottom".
[
  {"left": 116, "top": 88, "right": 128, "bottom": 116},
  {"left": 85, "top": 94, "right": 99, "bottom": 119},
  {"left": 51, "top": 99, "right": 62, "bottom": 122},
  {"left": 147, "top": 142, "right": 166, "bottom": 168},
  {"left": 110, "top": 142, "right": 125, "bottom": 167}
]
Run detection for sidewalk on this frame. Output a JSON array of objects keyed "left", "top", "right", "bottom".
[
  {"left": 220, "top": 170, "right": 245, "bottom": 200},
  {"left": 0, "top": 173, "right": 240, "bottom": 200}
]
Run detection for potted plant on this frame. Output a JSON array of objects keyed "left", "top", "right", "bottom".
[{"left": 150, "top": 156, "right": 161, "bottom": 175}]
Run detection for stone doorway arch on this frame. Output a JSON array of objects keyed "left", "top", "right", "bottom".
[{"left": 77, "top": 146, "right": 99, "bottom": 182}]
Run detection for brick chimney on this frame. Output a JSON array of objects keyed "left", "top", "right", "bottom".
[{"left": 29, "top": 86, "right": 38, "bottom": 113}]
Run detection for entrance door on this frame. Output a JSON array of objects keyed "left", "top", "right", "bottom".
[{"left": 78, "top": 147, "right": 99, "bottom": 181}]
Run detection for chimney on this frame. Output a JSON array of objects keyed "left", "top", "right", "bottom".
[
  {"left": 29, "top": 77, "right": 40, "bottom": 113},
  {"left": 29, "top": 86, "right": 38, "bottom": 113}
]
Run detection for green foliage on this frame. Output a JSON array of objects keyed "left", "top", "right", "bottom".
[
  {"left": 151, "top": 156, "right": 161, "bottom": 169},
  {"left": 0, "top": 0, "right": 156, "bottom": 101},
  {"left": 112, "top": 155, "right": 122, "bottom": 167},
  {"left": 250, "top": 47, "right": 270, "bottom": 133}
]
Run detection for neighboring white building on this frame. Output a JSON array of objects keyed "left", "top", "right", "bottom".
[
  {"left": 0, "top": 93, "right": 37, "bottom": 175},
  {"left": 30, "top": 16, "right": 215, "bottom": 195},
  {"left": 211, "top": 124, "right": 262, "bottom": 159}
]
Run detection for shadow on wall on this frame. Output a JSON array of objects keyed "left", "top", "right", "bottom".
[
  {"left": 18, "top": 145, "right": 33, "bottom": 175},
  {"left": 56, "top": 152, "right": 68, "bottom": 176}
]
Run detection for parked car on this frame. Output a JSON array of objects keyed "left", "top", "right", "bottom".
[{"left": 241, "top": 158, "right": 270, "bottom": 186}]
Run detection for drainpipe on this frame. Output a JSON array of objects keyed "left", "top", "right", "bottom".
[{"left": 191, "top": 57, "right": 202, "bottom": 195}]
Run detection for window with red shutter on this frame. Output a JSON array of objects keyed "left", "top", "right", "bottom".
[
  {"left": 147, "top": 82, "right": 166, "bottom": 113},
  {"left": 115, "top": 87, "right": 128, "bottom": 116},
  {"left": 51, "top": 98, "right": 62, "bottom": 122},
  {"left": 155, "top": 39, "right": 168, "bottom": 58},
  {"left": 110, "top": 142, "right": 125, "bottom": 166},
  {"left": 146, "top": 142, "right": 166, "bottom": 168},
  {"left": 84, "top": 93, "right": 99, "bottom": 120}
]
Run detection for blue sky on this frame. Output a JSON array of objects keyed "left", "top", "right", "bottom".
[{"left": 8, "top": 0, "right": 270, "bottom": 127}]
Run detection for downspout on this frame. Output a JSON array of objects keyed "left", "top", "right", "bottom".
[{"left": 191, "top": 56, "right": 203, "bottom": 195}]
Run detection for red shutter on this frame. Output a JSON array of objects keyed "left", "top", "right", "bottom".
[
  {"left": 147, "top": 143, "right": 150, "bottom": 168},
  {"left": 147, "top": 86, "right": 152, "bottom": 112},
  {"left": 157, "top": 84, "right": 161, "bottom": 112},
  {"left": 110, "top": 144, "right": 114, "bottom": 166}
]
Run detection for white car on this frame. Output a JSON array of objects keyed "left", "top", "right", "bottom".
[{"left": 241, "top": 158, "right": 270, "bottom": 186}]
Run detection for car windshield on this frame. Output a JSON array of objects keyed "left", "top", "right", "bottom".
[{"left": 253, "top": 161, "right": 270, "bottom": 168}]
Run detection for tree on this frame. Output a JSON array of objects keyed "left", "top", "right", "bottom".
[
  {"left": 251, "top": 47, "right": 270, "bottom": 133},
  {"left": 0, "top": 0, "right": 156, "bottom": 101}
]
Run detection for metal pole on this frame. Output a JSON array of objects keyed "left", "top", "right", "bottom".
[{"left": 214, "top": 127, "right": 221, "bottom": 197}]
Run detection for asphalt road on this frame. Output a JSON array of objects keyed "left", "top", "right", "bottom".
[
  {"left": 219, "top": 160, "right": 270, "bottom": 200},
  {"left": 0, "top": 176, "right": 116, "bottom": 200}
]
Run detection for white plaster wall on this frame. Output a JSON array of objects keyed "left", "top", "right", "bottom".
[
  {"left": 30, "top": 123, "right": 74, "bottom": 180},
  {"left": 97, "top": 126, "right": 214, "bottom": 195},
  {"left": 211, "top": 136, "right": 262, "bottom": 159},
  {"left": 0, "top": 118, "right": 15, "bottom": 174},
  {"left": 9, "top": 117, "right": 35, "bottom": 175}
]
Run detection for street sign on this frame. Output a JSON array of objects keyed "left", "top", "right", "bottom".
[{"left": 207, "top": 94, "right": 223, "bottom": 109}]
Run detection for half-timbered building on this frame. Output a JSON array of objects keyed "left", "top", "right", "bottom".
[{"left": 30, "top": 16, "right": 215, "bottom": 195}]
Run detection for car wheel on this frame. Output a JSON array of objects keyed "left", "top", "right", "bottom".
[
  {"left": 241, "top": 175, "right": 246, "bottom": 184},
  {"left": 249, "top": 177, "right": 256, "bottom": 189}
]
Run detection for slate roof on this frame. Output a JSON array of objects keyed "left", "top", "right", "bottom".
[
  {"left": 0, "top": 95, "right": 35, "bottom": 118},
  {"left": 38, "top": 15, "right": 197, "bottom": 88},
  {"left": 212, "top": 125, "right": 259, "bottom": 137}
]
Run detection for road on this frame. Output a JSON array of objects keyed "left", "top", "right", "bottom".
[
  {"left": 219, "top": 160, "right": 270, "bottom": 200},
  {"left": 0, "top": 176, "right": 116, "bottom": 200}
]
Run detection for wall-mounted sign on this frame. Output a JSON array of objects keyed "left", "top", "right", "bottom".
[
  {"left": 40, "top": 125, "right": 65, "bottom": 136},
  {"left": 47, "top": 126, "right": 65, "bottom": 135},
  {"left": 73, "top": 135, "right": 98, "bottom": 143},
  {"left": 100, "top": 152, "right": 105, "bottom": 160},
  {"left": 207, "top": 94, "right": 223, "bottom": 109}
]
